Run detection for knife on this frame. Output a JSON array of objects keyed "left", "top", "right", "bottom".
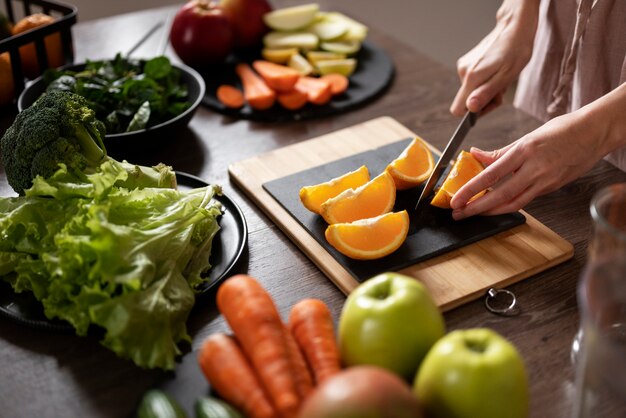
[{"left": 414, "top": 111, "right": 478, "bottom": 213}]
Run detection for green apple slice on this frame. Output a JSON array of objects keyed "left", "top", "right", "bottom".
[
  {"left": 306, "top": 19, "right": 348, "bottom": 41},
  {"left": 306, "top": 51, "right": 347, "bottom": 65},
  {"left": 325, "top": 12, "right": 368, "bottom": 42},
  {"left": 264, "top": 31, "right": 319, "bottom": 50},
  {"left": 263, "top": 3, "right": 320, "bottom": 31},
  {"left": 320, "top": 40, "right": 361, "bottom": 55},
  {"left": 316, "top": 58, "right": 357, "bottom": 76},
  {"left": 288, "top": 53, "right": 314, "bottom": 76},
  {"left": 262, "top": 48, "right": 299, "bottom": 64}
]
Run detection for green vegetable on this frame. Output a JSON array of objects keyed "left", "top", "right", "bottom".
[
  {"left": 0, "top": 160, "right": 223, "bottom": 369},
  {"left": 43, "top": 53, "right": 190, "bottom": 134},
  {"left": 195, "top": 397, "right": 244, "bottom": 418},
  {"left": 137, "top": 390, "right": 187, "bottom": 418},
  {"left": 0, "top": 90, "right": 177, "bottom": 195}
]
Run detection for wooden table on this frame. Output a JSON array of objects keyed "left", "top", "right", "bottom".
[{"left": 1, "top": 2, "right": 625, "bottom": 417}]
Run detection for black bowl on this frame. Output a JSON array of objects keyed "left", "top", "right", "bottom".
[{"left": 17, "top": 60, "right": 206, "bottom": 151}]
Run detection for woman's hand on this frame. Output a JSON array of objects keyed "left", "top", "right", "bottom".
[{"left": 450, "top": 0, "right": 540, "bottom": 116}]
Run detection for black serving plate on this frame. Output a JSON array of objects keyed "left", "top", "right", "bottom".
[
  {"left": 0, "top": 172, "right": 247, "bottom": 332},
  {"left": 200, "top": 40, "right": 394, "bottom": 122}
]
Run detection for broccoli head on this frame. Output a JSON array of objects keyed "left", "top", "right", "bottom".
[{"left": 1, "top": 91, "right": 176, "bottom": 195}]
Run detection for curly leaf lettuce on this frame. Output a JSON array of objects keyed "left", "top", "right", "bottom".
[{"left": 0, "top": 163, "right": 222, "bottom": 370}]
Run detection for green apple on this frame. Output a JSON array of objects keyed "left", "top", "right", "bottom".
[
  {"left": 338, "top": 272, "right": 445, "bottom": 380},
  {"left": 414, "top": 328, "right": 529, "bottom": 418}
]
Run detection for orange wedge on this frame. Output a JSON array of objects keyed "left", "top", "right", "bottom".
[
  {"left": 431, "top": 150, "right": 486, "bottom": 208},
  {"left": 386, "top": 136, "right": 435, "bottom": 190},
  {"left": 299, "top": 165, "right": 370, "bottom": 214},
  {"left": 325, "top": 210, "right": 410, "bottom": 260},
  {"left": 320, "top": 171, "right": 396, "bottom": 224}
]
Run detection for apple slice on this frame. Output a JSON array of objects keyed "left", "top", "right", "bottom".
[
  {"left": 306, "top": 51, "right": 347, "bottom": 65},
  {"left": 306, "top": 19, "right": 348, "bottom": 41},
  {"left": 324, "top": 12, "right": 368, "bottom": 42},
  {"left": 262, "top": 48, "right": 299, "bottom": 64},
  {"left": 264, "top": 31, "right": 319, "bottom": 50},
  {"left": 316, "top": 58, "right": 357, "bottom": 76},
  {"left": 263, "top": 3, "right": 320, "bottom": 31},
  {"left": 288, "top": 53, "right": 314, "bottom": 76},
  {"left": 320, "top": 40, "right": 361, "bottom": 55}
]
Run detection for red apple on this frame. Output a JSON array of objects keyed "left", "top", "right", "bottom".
[
  {"left": 298, "top": 366, "right": 424, "bottom": 418},
  {"left": 169, "top": 0, "right": 234, "bottom": 69},
  {"left": 220, "top": 0, "right": 272, "bottom": 50}
]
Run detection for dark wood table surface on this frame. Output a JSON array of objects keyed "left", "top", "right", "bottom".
[{"left": 1, "top": 2, "right": 626, "bottom": 417}]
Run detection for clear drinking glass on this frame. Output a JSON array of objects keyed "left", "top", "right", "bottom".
[{"left": 571, "top": 183, "right": 626, "bottom": 418}]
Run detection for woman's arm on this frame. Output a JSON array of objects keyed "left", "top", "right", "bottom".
[
  {"left": 450, "top": 0, "right": 540, "bottom": 116},
  {"left": 450, "top": 81, "right": 626, "bottom": 219}
]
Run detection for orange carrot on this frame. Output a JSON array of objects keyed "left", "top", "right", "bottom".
[
  {"left": 288, "top": 299, "right": 342, "bottom": 385},
  {"left": 235, "top": 63, "right": 276, "bottom": 110},
  {"left": 198, "top": 333, "right": 277, "bottom": 418},
  {"left": 217, "top": 274, "right": 300, "bottom": 418},
  {"left": 294, "top": 76, "right": 332, "bottom": 106},
  {"left": 216, "top": 84, "right": 245, "bottom": 109},
  {"left": 252, "top": 60, "right": 301, "bottom": 92},
  {"left": 277, "top": 88, "right": 308, "bottom": 111},
  {"left": 320, "top": 73, "right": 349, "bottom": 96},
  {"left": 284, "top": 324, "right": 314, "bottom": 398}
]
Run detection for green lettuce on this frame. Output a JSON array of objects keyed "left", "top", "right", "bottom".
[{"left": 0, "top": 161, "right": 222, "bottom": 370}]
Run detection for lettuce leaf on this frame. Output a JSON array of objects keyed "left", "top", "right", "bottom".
[{"left": 0, "top": 162, "right": 222, "bottom": 370}]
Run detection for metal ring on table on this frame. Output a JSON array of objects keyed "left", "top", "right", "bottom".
[{"left": 484, "top": 287, "right": 518, "bottom": 315}]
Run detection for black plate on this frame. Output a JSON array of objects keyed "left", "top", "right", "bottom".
[
  {"left": 0, "top": 172, "right": 247, "bottom": 332},
  {"left": 16, "top": 60, "right": 206, "bottom": 151},
  {"left": 201, "top": 40, "right": 395, "bottom": 122}
]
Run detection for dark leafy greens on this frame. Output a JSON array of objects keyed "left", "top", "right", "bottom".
[{"left": 43, "top": 54, "right": 190, "bottom": 134}]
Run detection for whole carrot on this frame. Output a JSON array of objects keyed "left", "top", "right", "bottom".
[
  {"left": 283, "top": 324, "right": 314, "bottom": 398},
  {"left": 198, "top": 333, "right": 277, "bottom": 418},
  {"left": 288, "top": 299, "right": 342, "bottom": 384},
  {"left": 217, "top": 274, "right": 300, "bottom": 418}
]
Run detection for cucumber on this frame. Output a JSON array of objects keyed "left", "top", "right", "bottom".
[
  {"left": 195, "top": 397, "right": 244, "bottom": 418},
  {"left": 136, "top": 390, "right": 187, "bottom": 418}
]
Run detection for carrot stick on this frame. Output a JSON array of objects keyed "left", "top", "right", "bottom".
[
  {"left": 216, "top": 84, "right": 245, "bottom": 109},
  {"left": 294, "top": 76, "right": 332, "bottom": 106},
  {"left": 284, "top": 324, "right": 314, "bottom": 398},
  {"left": 235, "top": 63, "right": 276, "bottom": 110},
  {"left": 320, "top": 73, "right": 349, "bottom": 96},
  {"left": 288, "top": 299, "right": 342, "bottom": 385},
  {"left": 217, "top": 274, "right": 300, "bottom": 418},
  {"left": 198, "top": 333, "right": 277, "bottom": 418},
  {"left": 277, "top": 88, "right": 308, "bottom": 111},
  {"left": 252, "top": 60, "right": 301, "bottom": 93}
]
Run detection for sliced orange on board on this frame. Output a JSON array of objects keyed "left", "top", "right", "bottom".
[
  {"left": 325, "top": 210, "right": 410, "bottom": 260},
  {"left": 299, "top": 165, "right": 370, "bottom": 214},
  {"left": 386, "top": 136, "right": 435, "bottom": 190},
  {"left": 320, "top": 171, "right": 396, "bottom": 224},
  {"left": 431, "top": 151, "right": 486, "bottom": 208}
]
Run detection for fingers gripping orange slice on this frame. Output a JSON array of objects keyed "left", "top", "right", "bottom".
[{"left": 431, "top": 151, "right": 485, "bottom": 208}]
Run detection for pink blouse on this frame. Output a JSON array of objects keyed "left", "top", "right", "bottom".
[{"left": 514, "top": 0, "right": 626, "bottom": 170}]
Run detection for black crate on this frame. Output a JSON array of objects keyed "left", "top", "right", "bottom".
[{"left": 0, "top": 0, "right": 77, "bottom": 98}]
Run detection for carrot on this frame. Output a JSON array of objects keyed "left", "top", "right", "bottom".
[
  {"left": 235, "top": 63, "right": 276, "bottom": 110},
  {"left": 284, "top": 324, "right": 314, "bottom": 398},
  {"left": 288, "top": 299, "right": 342, "bottom": 385},
  {"left": 320, "top": 73, "right": 349, "bottom": 96},
  {"left": 217, "top": 274, "right": 300, "bottom": 418},
  {"left": 216, "top": 84, "right": 245, "bottom": 109},
  {"left": 294, "top": 76, "right": 332, "bottom": 106},
  {"left": 277, "top": 88, "right": 308, "bottom": 111},
  {"left": 198, "top": 333, "right": 277, "bottom": 418},
  {"left": 252, "top": 60, "right": 301, "bottom": 93}
]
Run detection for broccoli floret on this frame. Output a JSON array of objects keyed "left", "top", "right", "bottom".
[{"left": 1, "top": 91, "right": 177, "bottom": 195}]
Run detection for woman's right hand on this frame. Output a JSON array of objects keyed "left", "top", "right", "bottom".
[{"left": 450, "top": 0, "right": 540, "bottom": 116}]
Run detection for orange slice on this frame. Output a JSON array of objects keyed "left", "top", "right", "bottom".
[
  {"left": 386, "top": 136, "right": 435, "bottom": 190},
  {"left": 320, "top": 171, "right": 396, "bottom": 224},
  {"left": 325, "top": 210, "right": 410, "bottom": 260},
  {"left": 299, "top": 165, "right": 370, "bottom": 214},
  {"left": 431, "top": 151, "right": 486, "bottom": 208}
]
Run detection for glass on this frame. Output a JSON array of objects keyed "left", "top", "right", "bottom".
[{"left": 571, "top": 183, "right": 626, "bottom": 418}]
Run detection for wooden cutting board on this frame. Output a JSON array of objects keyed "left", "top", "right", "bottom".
[{"left": 229, "top": 117, "right": 574, "bottom": 311}]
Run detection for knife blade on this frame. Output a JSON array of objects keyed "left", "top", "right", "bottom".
[{"left": 414, "top": 111, "right": 478, "bottom": 213}]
